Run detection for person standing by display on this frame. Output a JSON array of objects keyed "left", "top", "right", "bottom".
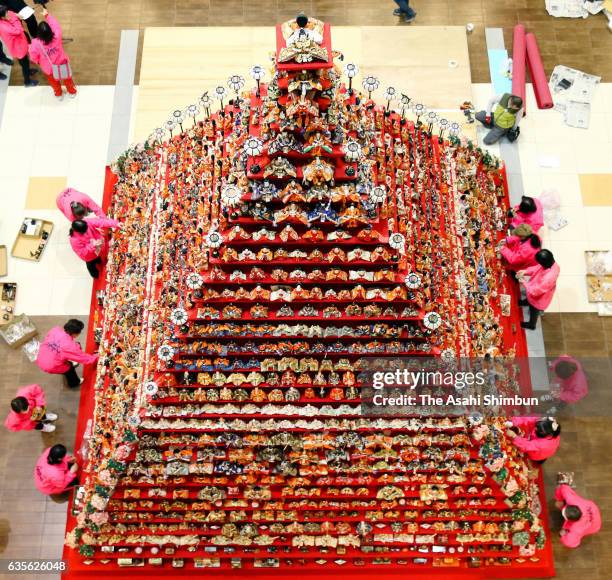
[
  {"left": 68, "top": 217, "right": 119, "bottom": 279},
  {"left": 29, "top": 6, "right": 77, "bottom": 99},
  {"left": 4, "top": 384, "right": 58, "bottom": 433},
  {"left": 392, "top": 0, "right": 417, "bottom": 22},
  {"left": 500, "top": 224, "right": 541, "bottom": 272},
  {"left": 56, "top": 187, "right": 106, "bottom": 221},
  {"left": 509, "top": 195, "right": 544, "bottom": 233},
  {"left": 0, "top": 5, "right": 38, "bottom": 86},
  {"left": 517, "top": 249, "right": 560, "bottom": 330},
  {"left": 36, "top": 319, "right": 98, "bottom": 388},
  {"left": 34, "top": 444, "right": 79, "bottom": 495},
  {"left": 551, "top": 355, "right": 588, "bottom": 404},
  {"left": 506, "top": 416, "right": 561, "bottom": 463},
  {"left": 555, "top": 484, "right": 601, "bottom": 548}
]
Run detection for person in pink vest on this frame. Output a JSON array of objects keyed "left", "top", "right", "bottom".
[
  {"left": 5, "top": 384, "right": 58, "bottom": 433},
  {"left": 551, "top": 355, "right": 588, "bottom": 404},
  {"left": 555, "top": 484, "right": 601, "bottom": 548},
  {"left": 509, "top": 195, "right": 544, "bottom": 233},
  {"left": 29, "top": 7, "right": 76, "bottom": 98},
  {"left": 507, "top": 416, "right": 561, "bottom": 463},
  {"left": 69, "top": 217, "right": 119, "bottom": 279},
  {"left": 36, "top": 319, "right": 98, "bottom": 388},
  {"left": 56, "top": 187, "right": 106, "bottom": 221},
  {"left": 34, "top": 444, "right": 79, "bottom": 495},
  {"left": 0, "top": 5, "right": 37, "bottom": 86},
  {"left": 500, "top": 223, "right": 541, "bottom": 272},
  {"left": 517, "top": 249, "right": 560, "bottom": 330}
]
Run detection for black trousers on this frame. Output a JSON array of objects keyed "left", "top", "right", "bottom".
[
  {"left": 18, "top": 56, "right": 31, "bottom": 83},
  {"left": 34, "top": 413, "right": 48, "bottom": 430},
  {"left": 525, "top": 304, "right": 541, "bottom": 327},
  {"left": 63, "top": 363, "right": 81, "bottom": 388},
  {"left": 86, "top": 257, "right": 102, "bottom": 279}
]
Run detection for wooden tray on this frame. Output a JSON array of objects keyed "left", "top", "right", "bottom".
[
  {"left": 0, "top": 282, "right": 17, "bottom": 323},
  {"left": 11, "top": 218, "right": 54, "bottom": 262}
]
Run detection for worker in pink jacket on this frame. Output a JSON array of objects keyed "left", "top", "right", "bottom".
[
  {"left": 551, "top": 355, "right": 588, "bottom": 404},
  {"left": 29, "top": 8, "right": 76, "bottom": 98},
  {"left": 69, "top": 217, "right": 119, "bottom": 279},
  {"left": 5, "top": 384, "right": 58, "bottom": 433},
  {"left": 555, "top": 484, "right": 601, "bottom": 548},
  {"left": 56, "top": 187, "right": 106, "bottom": 221},
  {"left": 36, "top": 319, "right": 98, "bottom": 388},
  {"left": 517, "top": 249, "right": 560, "bottom": 330},
  {"left": 507, "top": 416, "right": 561, "bottom": 462},
  {"left": 34, "top": 444, "right": 79, "bottom": 495},
  {"left": 500, "top": 223, "right": 541, "bottom": 272},
  {"left": 0, "top": 6, "right": 37, "bottom": 86},
  {"left": 510, "top": 195, "right": 544, "bottom": 233}
]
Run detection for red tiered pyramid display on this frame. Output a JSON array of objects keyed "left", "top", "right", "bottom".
[{"left": 64, "top": 16, "right": 554, "bottom": 579}]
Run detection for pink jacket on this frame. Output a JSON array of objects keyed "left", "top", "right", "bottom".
[
  {"left": 0, "top": 11, "right": 28, "bottom": 59},
  {"left": 555, "top": 485, "right": 601, "bottom": 548},
  {"left": 511, "top": 198, "right": 544, "bottom": 233},
  {"left": 69, "top": 217, "right": 119, "bottom": 263},
  {"left": 4, "top": 384, "right": 46, "bottom": 432},
  {"left": 36, "top": 326, "right": 98, "bottom": 374},
  {"left": 34, "top": 447, "right": 76, "bottom": 495},
  {"left": 521, "top": 262, "right": 560, "bottom": 311},
  {"left": 511, "top": 416, "right": 560, "bottom": 461},
  {"left": 501, "top": 235, "right": 539, "bottom": 271},
  {"left": 28, "top": 15, "right": 69, "bottom": 75},
  {"left": 56, "top": 188, "right": 105, "bottom": 221},
  {"left": 552, "top": 355, "right": 588, "bottom": 404}
]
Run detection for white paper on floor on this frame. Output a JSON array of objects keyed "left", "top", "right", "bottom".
[
  {"left": 549, "top": 65, "right": 601, "bottom": 129},
  {"left": 545, "top": 0, "right": 588, "bottom": 17},
  {"left": 538, "top": 155, "right": 561, "bottom": 168}
]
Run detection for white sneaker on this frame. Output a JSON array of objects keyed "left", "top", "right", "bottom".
[
  {"left": 42, "top": 423, "right": 56, "bottom": 433},
  {"left": 45, "top": 412, "right": 58, "bottom": 421},
  {"left": 79, "top": 377, "right": 85, "bottom": 385},
  {"left": 68, "top": 92, "right": 77, "bottom": 99}
]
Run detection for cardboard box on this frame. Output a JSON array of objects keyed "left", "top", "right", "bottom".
[
  {"left": 0, "top": 282, "right": 17, "bottom": 323},
  {"left": 0, "top": 313, "right": 38, "bottom": 349},
  {"left": 0, "top": 245, "right": 7, "bottom": 277},
  {"left": 11, "top": 219, "right": 54, "bottom": 262}
]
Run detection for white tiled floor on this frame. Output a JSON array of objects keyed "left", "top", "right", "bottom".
[
  {"left": 0, "top": 86, "right": 116, "bottom": 315},
  {"left": 474, "top": 82, "right": 612, "bottom": 313}
]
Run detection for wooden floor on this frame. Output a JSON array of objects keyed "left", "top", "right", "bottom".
[
  {"left": 135, "top": 25, "right": 474, "bottom": 141},
  {"left": 7, "top": 0, "right": 612, "bottom": 87}
]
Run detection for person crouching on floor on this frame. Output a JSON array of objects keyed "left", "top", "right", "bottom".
[
  {"left": 4, "top": 384, "right": 58, "bottom": 433},
  {"left": 34, "top": 444, "right": 79, "bottom": 495},
  {"left": 69, "top": 217, "right": 119, "bottom": 279},
  {"left": 475, "top": 93, "right": 523, "bottom": 145},
  {"left": 555, "top": 484, "right": 601, "bottom": 548},
  {"left": 36, "top": 318, "right": 98, "bottom": 388},
  {"left": 517, "top": 249, "right": 560, "bottom": 330}
]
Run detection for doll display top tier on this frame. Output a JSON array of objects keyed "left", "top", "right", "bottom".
[{"left": 64, "top": 15, "right": 551, "bottom": 578}]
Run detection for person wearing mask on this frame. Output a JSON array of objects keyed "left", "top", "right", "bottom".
[
  {"left": 506, "top": 416, "right": 561, "bottom": 463},
  {"left": 500, "top": 223, "right": 541, "bottom": 272},
  {"left": 4, "top": 384, "right": 58, "bottom": 433},
  {"left": 393, "top": 0, "right": 417, "bottom": 22},
  {"left": 517, "top": 249, "right": 560, "bottom": 330},
  {"left": 0, "top": 5, "right": 37, "bottom": 86},
  {"left": 56, "top": 188, "right": 105, "bottom": 221},
  {"left": 69, "top": 217, "right": 119, "bottom": 279},
  {"left": 475, "top": 93, "right": 523, "bottom": 145},
  {"left": 555, "top": 484, "right": 601, "bottom": 548},
  {"left": 34, "top": 444, "right": 79, "bottom": 495},
  {"left": 36, "top": 319, "right": 98, "bottom": 388},
  {"left": 551, "top": 355, "right": 588, "bottom": 404},
  {"left": 509, "top": 195, "right": 544, "bottom": 233},
  {"left": 28, "top": 7, "right": 76, "bottom": 99}
]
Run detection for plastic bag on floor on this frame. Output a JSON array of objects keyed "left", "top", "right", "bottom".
[{"left": 22, "top": 337, "right": 40, "bottom": 362}]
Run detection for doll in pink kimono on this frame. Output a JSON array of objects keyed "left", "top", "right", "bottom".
[
  {"left": 34, "top": 444, "right": 79, "bottom": 495},
  {"left": 500, "top": 223, "right": 541, "bottom": 272},
  {"left": 555, "top": 484, "right": 601, "bottom": 548},
  {"left": 551, "top": 355, "right": 588, "bottom": 404},
  {"left": 5, "top": 384, "right": 58, "bottom": 433},
  {"left": 510, "top": 195, "right": 544, "bottom": 233},
  {"left": 517, "top": 249, "right": 560, "bottom": 330},
  {"left": 507, "top": 416, "right": 561, "bottom": 462}
]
